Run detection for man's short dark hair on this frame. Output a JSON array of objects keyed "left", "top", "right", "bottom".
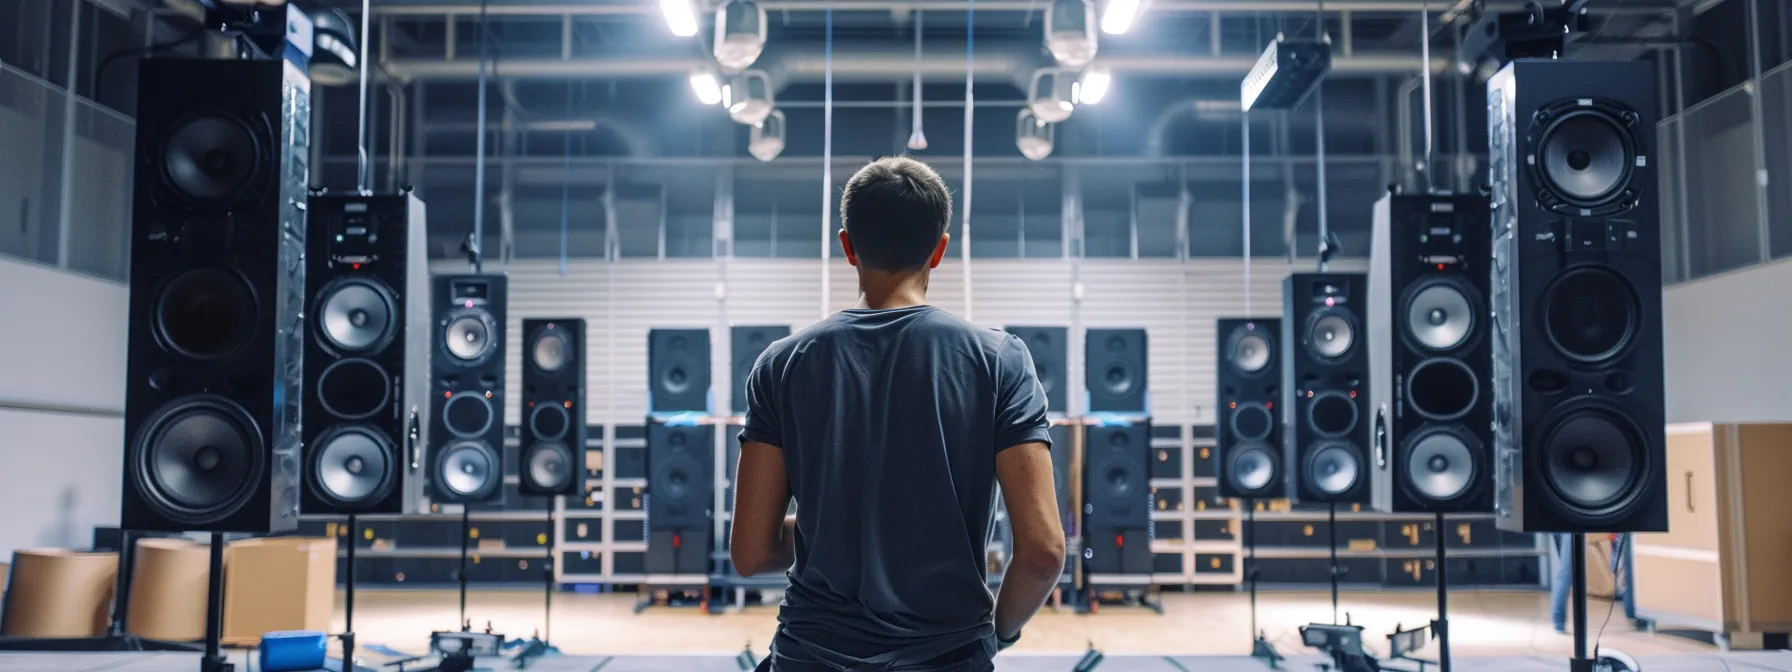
[{"left": 839, "top": 157, "right": 953, "bottom": 272}]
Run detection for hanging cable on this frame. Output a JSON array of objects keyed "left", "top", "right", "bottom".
[
  {"left": 1421, "top": 0, "right": 1434, "bottom": 193},
  {"left": 908, "top": 11, "right": 927, "bottom": 151},
  {"left": 559, "top": 82, "right": 572, "bottom": 276},
  {"left": 355, "top": 0, "right": 372, "bottom": 193},
  {"left": 1242, "top": 111, "right": 1252, "bottom": 316},
  {"left": 821, "top": 8, "right": 834, "bottom": 320},
  {"left": 470, "top": 0, "right": 489, "bottom": 273},
  {"left": 1313, "top": 0, "right": 1330, "bottom": 271},
  {"left": 962, "top": 0, "right": 975, "bottom": 322}
]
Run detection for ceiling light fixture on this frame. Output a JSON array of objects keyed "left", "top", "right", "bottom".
[
  {"left": 1045, "top": 0, "right": 1098, "bottom": 69},
  {"left": 1099, "top": 0, "right": 1141, "bottom": 35},
  {"left": 714, "top": 0, "right": 767, "bottom": 71},
  {"left": 1076, "top": 68, "right": 1111, "bottom": 105},
  {"left": 689, "top": 71, "right": 723, "bottom": 105},
  {"left": 661, "top": 0, "right": 700, "bottom": 37}
]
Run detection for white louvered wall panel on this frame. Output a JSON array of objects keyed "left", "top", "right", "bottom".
[{"left": 437, "top": 257, "right": 1366, "bottom": 426}]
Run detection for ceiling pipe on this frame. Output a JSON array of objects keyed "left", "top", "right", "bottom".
[{"left": 357, "top": 0, "right": 1671, "bottom": 15}]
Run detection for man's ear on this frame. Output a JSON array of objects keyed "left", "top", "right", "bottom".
[
  {"left": 839, "top": 229, "right": 859, "bottom": 267},
  {"left": 927, "top": 233, "right": 950, "bottom": 269}
]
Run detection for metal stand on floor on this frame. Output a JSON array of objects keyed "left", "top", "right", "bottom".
[
  {"left": 341, "top": 515, "right": 360, "bottom": 672},
  {"left": 200, "top": 533, "right": 231, "bottom": 672},
  {"left": 1570, "top": 532, "right": 1594, "bottom": 672},
  {"left": 1433, "top": 512, "right": 1452, "bottom": 672},
  {"left": 1327, "top": 502, "right": 1343, "bottom": 624},
  {"left": 512, "top": 498, "right": 561, "bottom": 667},
  {"left": 1245, "top": 500, "right": 1282, "bottom": 668},
  {"left": 458, "top": 506, "right": 472, "bottom": 631}
]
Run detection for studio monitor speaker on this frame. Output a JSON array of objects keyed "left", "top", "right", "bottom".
[
  {"left": 650, "top": 329, "right": 711, "bottom": 414},
  {"left": 1488, "top": 59, "right": 1665, "bottom": 533},
  {"left": 1216, "top": 318, "right": 1283, "bottom": 500},
  {"left": 1282, "top": 273, "right": 1372, "bottom": 505},
  {"left": 520, "top": 319, "right": 586, "bottom": 496},
  {"left": 429, "top": 274, "right": 508, "bottom": 504},
  {"left": 1082, "top": 423, "right": 1152, "bottom": 575},
  {"left": 301, "top": 193, "right": 429, "bottom": 516},
  {"left": 730, "top": 325, "right": 789, "bottom": 416},
  {"left": 1368, "top": 192, "right": 1493, "bottom": 514},
  {"left": 1085, "top": 329, "right": 1148, "bottom": 414},
  {"left": 121, "top": 58, "right": 309, "bottom": 533},
  {"left": 648, "top": 422, "right": 715, "bottom": 531},
  {"left": 1006, "top": 326, "right": 1069, "bottom": 415}
]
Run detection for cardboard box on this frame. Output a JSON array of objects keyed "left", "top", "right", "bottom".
[
  {"left": 222, "top": 536, "right": 337, "bottom": 647},
  {"left": 1, "top": 549, "right": 117, "bottom": 638}
]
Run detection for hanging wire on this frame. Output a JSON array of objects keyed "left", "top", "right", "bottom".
[
  {"left": 355, "top": 0, "right": 372, "bottom": 193},
  {"left": 471, "top": 0, "right": 490, "bottom": 273},
  {"left": 1421, "top": 0, "right": 1434, "bottom": 193},
  {"left": 558, "top": 82, "right": 573, "bottom": 276},
  {"left": 1242, "top": 111, "right": 1252, "bottom": 316},
  {"left": 1312, "top": 0, "right": 1329, "bottom": 271},
  {"left": 961, "top": 0, "right": 975, "bottom": 322},
  {"left": 820, "top": 8, "right": 834, "bottom": 319}
]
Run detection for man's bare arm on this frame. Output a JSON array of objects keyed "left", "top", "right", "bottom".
[
  {"left": 993, "top": 441, "right": 1066, "bottom": 643},
  {"left": 730, "top": 440, "right": 796, "bottom": 576}
]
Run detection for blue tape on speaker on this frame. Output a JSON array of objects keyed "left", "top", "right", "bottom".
[{"left": 260, "top": 630, "right": 328, "bottom": 672}]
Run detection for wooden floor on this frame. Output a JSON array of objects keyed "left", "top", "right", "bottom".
[{"left": 323, "top": 588, "right": 1717, "bottom": 660}]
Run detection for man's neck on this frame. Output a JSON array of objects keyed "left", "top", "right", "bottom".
[{"left": 854, "top": 269, "right": 930, "bottom": 310}]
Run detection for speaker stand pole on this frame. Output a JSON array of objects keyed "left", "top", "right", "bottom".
[
  {"left": 543, "top": 498, "right": 554, "bottom": 646},
  {"left": 1246, "top": 500, "right": 1281, "bottom": 668},
  {"left": 1569, "top": 532, "right": 1593, "bottom": 672},
  {"left": 1328, "top": 502, "right": 1341, "bottom": 625},
  {"left": 1433, "top": 512, "right": 1451, "bottom": 672},
  {"left": 200, "top": 532, "right": 231, "bottom": 672},
  {"left": 341, "top": 515, "right": 359, "bottom": 672},
  {"left": 458, "top": 505, "right": 472, "bottom": 631}
]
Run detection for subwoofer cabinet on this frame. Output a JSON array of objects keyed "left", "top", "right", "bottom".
[{"left": 1633, "top": 423, "right": 1792, "bottom": 646}]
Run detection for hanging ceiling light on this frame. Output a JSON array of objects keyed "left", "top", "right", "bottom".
[
  {"left": 689, "top": 71, "right": 723, "bottom": 105},
  {"left": 1100, "top": 0, "right": 1141, "bottom": 35},
  {"left": 307, "top": 7, "right": 359, "bottom": 86},
  {"left": 1044, "top": 0, "right": 1098, "bottom": 69},
  {"left": 726, "top": 70, "right": 775, "bottom": 125},
  {"left": 1074, "top": 67, "right": 1112, "bottom": 105},
  {"left": 906, "top": 11, "right": 928, "bottom": 151},
  {"left": 713, "top": 0, "right": 767, "bottom": 71},
  {"left": 1028, "top": 68, "right": 1077, "bottom": 124},
  {"left": 1016, "top": 109, "right": 1055, "bottom": 161},
  {"left": 750, "top": 110, "right": 787, "bottom": 162},
  {"left": 660, "top": 0, "right": 700, "bottom": 37}
]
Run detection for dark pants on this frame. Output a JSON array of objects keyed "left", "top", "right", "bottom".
[{"left": 756, "top": 639, "right": 994, "bottom": 672}]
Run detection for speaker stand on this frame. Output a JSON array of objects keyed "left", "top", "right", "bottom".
[
  {"left": 1244, "top": 500, "right": 1282, "bottom": 668},
  {"left": 0, "top": 530, "right": 201, "bottom": 652},
  {"left": 1432, "top": 512, "right": 1452, "bottom": 672},
  {"left": 340, "top": 515, "right": 360, "bottom": 672},
  {"left": 511, "top": 498, "right": 561, "bottom": 668},
  {"left": 199, "top": 532, "right": 231, "bottom": 672},
  {"left": 1569, "top": 532, "right": 1594, "bottom": 672},
  {"left": 457, "top": 505, "right": 472, "bottom": 632},
  {"left": 1327, "top": 502, "right": 1342, "bottom": 625}
]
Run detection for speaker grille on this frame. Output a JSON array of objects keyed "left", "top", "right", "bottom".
[{"left": 131, "top": 395, "right": 265, "bottom": 525}]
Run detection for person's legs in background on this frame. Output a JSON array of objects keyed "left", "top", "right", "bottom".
[{"left": 1550, "top": 533, "right": 1572, "bottom": 634}]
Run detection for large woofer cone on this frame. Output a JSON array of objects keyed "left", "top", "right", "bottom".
[
  {"left": 1228, "top": 326, "right": 1273, "bottom": 375},
  {"left": 529, "top": 403, "right": 571, "bottom": 440},
  {"left": 316, "top": 358, "right": 392, "bottom": 420},
  {"left": 160, "top": 113, "right": 263, "bottom": 205},
  {"left": 1539, "top": 404, "right": 1649, "bottom": 522},
  {"left": 317, "top": 278, "right": 396, "bottom": 354},
  {"left": 524, "top": 441, "right": 574, "bottom": 492},
  {"left": 657, "top": 456, "right": 700, "bottom": 504},
  {"left": 1230, "top": 402, "right": 1274, "bottom": 443},
  {"left": 131, "top": 395, "right": 264, "bottom": 525},
  {"left": 530, "top": 327, "right": 572, "bottom": 373},
  {"left": 1406, "top": 358, "right": 1480, "bottom": 421},
  {"left": 1229, "top": 443, "right": 1279, "bottom": 494},
  {"left": 1405, "top": 282, "right": 1476, "bottom": 352},
  {"left": 1308, "top": 391, "right": 1359, "bottom": 438},
  {"left": 1307, "top": 442, "right": 1362, "bottom": 497},
  {"left": 1306, "top": 311, "right": 1356, "bottom": 361},
  {"left": 310, "top": 425, "right": 395, "bottom": 506},
  {"left": 436, "top": 441, "right": 499, "bottom": 500},
  {"left": 1538, "top": 109, "right": 1633, "bottom": 208},
  {"left": 442, "top": 392, "right": 494, "bottom": 438},
  {"left": 155, "top": 268, "right": 258, "bottom": 361},
  {"left": 1405, "top": 430, "right": 1476, "bottom": 502},
  {"left": 443, "top": 310, "right": 498, "bottom": 364},
  {"left": 1543, "top": 268, "right": 1639, "bottom": 364}
]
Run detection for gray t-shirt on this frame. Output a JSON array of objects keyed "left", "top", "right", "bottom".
[{"left": 739, "top": 305, "right": 1052, "bottom": 671}]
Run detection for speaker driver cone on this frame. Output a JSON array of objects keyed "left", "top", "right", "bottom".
[
  {"left": 524, "top": 441, "right": 574, "bottom": 492},
  {"left": 1306, "top": 312, "right": 1356, "bottom": 360},
  {"left": 1543, "top": 268, "right": 1639, "bottom": 364},
  {"left": 437, "top": 441, "right": 499, "bottom": 499},
  {"left": 1540, "top": 405, "right": 1648, "bottom": 519},
  {"left": 155, "top": 268, "right": 258, "bottom": 361},
  {"left": 658, "top": 456, "right": 700, "bottom": 503},
  {"left": 1539, "top": 110, "right": 1633, "bottom": 208},
  {"left": 529, "top": 403, "right": 571, "bottom": 440},
  {"left": 312, "top": 426, "right": 395, "bottom": 505},
  {"left": 443, "top": 311, "right": 498, "bottom": 364},
  {"left": 1229, "top": 327, "right": 1273, "bottom": 374},
  {"left": 1405, "top": 431, "right": 1475, "bottom": 502},
  {"left": 318, "top": 279, "right": 396, "bottom": 354},
  {"left": 531, "top": 328, "right": 571, "bottom": 372},
  {"left": 1308, "top": 443, "right": 1362, "bottom": 497},
  {"left": 443, "top": 392, "right": 495, "bottom": 438},
  {"left": 1405, "top": 282, "right": 1475, "bottom": 352},
  {"left": 160, "top": 113, "right": 262, "bottom": 204},
  {"left": 1229, "top": 444, "right": 1278, "bottom": 493},
  {"left": 132, "top": 395, "right": 264, "bottom": 525}
]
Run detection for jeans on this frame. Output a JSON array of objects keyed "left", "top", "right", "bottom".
[{"left": 1551, "top": 533, "right": 1573, "bottom": 631}]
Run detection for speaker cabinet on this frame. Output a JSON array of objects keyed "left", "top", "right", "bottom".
[
  {"left": 520, "top": 319, "right": 586, "bottom": 496},
  {"left": 1216, "top": 318, "right": 1283, "bottom": 500},
  {"left": 648, "top": 422, "right": 715, "bottom": 531},
  {"left": 300, "top": 194, "right": 429, "bottom": 516},
  {"left": 1085, "top": 329, "right": 1148, "bottom": 414},
  {"left": 1487, "top": 59, "right": 1666, "bottom": 533},
  {"left": 429, "top": 274, "right": 508, "bottom": 504},
  {"left": 121, "top": 58, "right": 309, "bottom": 534},
  {"left": 649, "top": 329, "right": 712, "bottom": 413},
  {"left": 730, "top": 325, "right": 789, "bottom": 416},
  {"left": 1006, "top": 326, "right": 1069, "bottom": 414},
  {"left": 1282, "top": 273, "right": 1372, "bottom": 505},
  {"left": 1082, "top": 423, "right": 1151, "bottom": 574},
  {"left": 1368, "top": 193, "right": 1494, "bottom": 514}
]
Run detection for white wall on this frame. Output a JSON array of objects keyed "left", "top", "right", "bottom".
[
  {"left": 1662, "top": 257, "right": 1792, "bottom": 423},
  {"left": 0, "top": 257, "right": 127, "bottom": 557}
]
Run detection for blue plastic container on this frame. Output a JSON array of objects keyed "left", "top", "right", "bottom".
[{"left": 259, "top": 630, "right": 328, "bottom": 671}]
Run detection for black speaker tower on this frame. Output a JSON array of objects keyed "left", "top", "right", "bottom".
[
  {"left": 1080, "top": 422, "right": 1152, "bottom": 576},
  {"left": 520, "top": 319, "right": 587, "bottom": 496},
  {"left": 730, "top": 325, "right": 789, "bottom": 416},
  {"left": 1282, "top": 273, "right": 1372, "bottom": 505},
  {"left": 1084, "top": 329, "right": 1149, "bottom": 414},
  {"left": 647, "top": 421, "right": 715, "bottom": 575},
  {"left": 1006, "top": 326, "right": 1070, "bottom": 415},
  {"left": 1487, "top": 59, "right": 1666, "bottom": 535},
  {"left": 650, "top": 328, "right": 712, "bottom": 414},
  {"left": 1216, "top": 318, "right": 1283, "bottom": 500},
  {"left": 121, "top": 57, "right": 309, "bottom": 535},
  {"left": 429, "top": 274, "right": 508, "bottom": 505}
]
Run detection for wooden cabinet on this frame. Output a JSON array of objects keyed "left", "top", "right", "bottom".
[{"left": 1635, "top": 423, "right": 1792, "bottom": 641}]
